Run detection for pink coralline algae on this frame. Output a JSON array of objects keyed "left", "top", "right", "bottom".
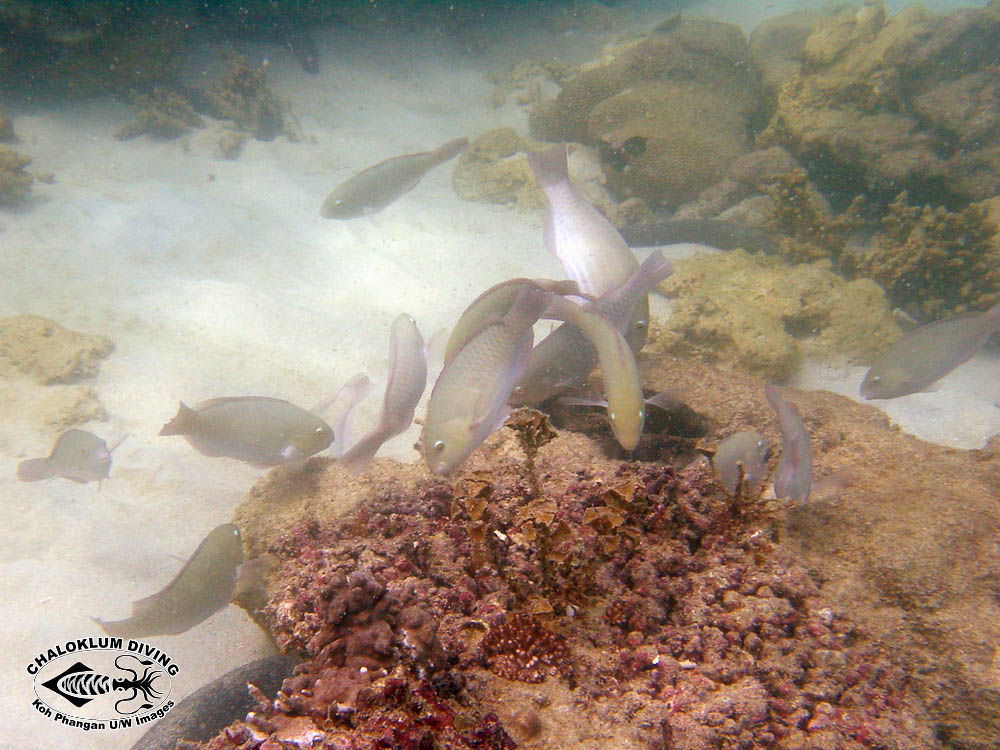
[{"left": 202, "top": 426, "right": 937, "bottom": 749}]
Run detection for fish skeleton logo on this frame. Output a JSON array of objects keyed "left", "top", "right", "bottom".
[{"left": 28, "top": 637, "right": 178, "bottom": 732}]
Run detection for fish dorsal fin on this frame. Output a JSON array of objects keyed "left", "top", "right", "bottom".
[{"left": 193, "top": 396, "right": 254, "bottom": 410}]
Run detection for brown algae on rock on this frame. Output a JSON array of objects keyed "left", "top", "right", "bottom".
[{"left": 651, "top": 250, "right": 901, "bottom": 381}]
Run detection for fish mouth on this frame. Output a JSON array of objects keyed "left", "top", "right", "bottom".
[{"left": 430, "top": 461, "right": 451, "bottom": 476}]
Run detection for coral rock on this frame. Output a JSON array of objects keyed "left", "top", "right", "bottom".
[
  {"left": 651, "top": 249, "right": 901, "bottom": 380},
  {"left": 0, "top": 148, "right": 33, "bottom": 205},
  {"left": 0, "top": 315, "right": 114, "bottom": 384}
]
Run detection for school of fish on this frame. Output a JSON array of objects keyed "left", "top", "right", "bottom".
[{"left": 15, "top": 134, "right": 999, "bottom": 641}]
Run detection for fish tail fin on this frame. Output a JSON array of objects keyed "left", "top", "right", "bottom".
[
  {"left": 159, "top": 401, "right": 196, "bottom": 436},
  {"left": 526, "top": 144, "right": 569, "bottom": 188},
  {"left": 635, "top": 250, "right": 674, "bottom": 289},
  {"left": 428, "top": 137, "right": 469, "bottom": 167},
  {"left": 338, "top": 429, "right": 384, "bottom": 474},
  {"left": 17, "top": 458, "right": 53, "bottom": 482}
]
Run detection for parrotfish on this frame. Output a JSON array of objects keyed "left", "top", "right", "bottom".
[
  {"left": 513, "top": 250, "right": 673, "bottom": 404},
  {"left": 860, "top": 303, "right": 1000, "bottom": 399},
  {"left": 312, "top": 373, "right": 373, "bottom": 457},
  {"left": 159, "top": 397, "right": 333, "bottom": 467},
  {"left": 712, "top": 430, "right": 771, "bottom": 495},
  {"left": 17, "top": 430, "right": 123, "bottom": 484},
  {"left": 543, "top": 295, "right": 646, "bottom": 450},
  {"left": 423, "top": 285, "right": 550, "bottom": 475},
  {"left": 764, "top": 383, "right": 813, "bottom": 505},
  {"left": 340, "top": 314, "right": 427, "bottom": 473},
  {"left": 94, "top": 524, "right": 245, "bottom": 639},
  {"left": 320, "top": 137, "right": 469, "bottom": 219},
  {"left": 526, "top": 144, "right": 650, "bottom": 352},
  {"left": 444, "top": 278, "right": 581, "bottom": 363}
]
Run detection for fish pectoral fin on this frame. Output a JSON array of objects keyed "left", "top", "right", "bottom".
[{"left": 280, "top": 445, "right": 303, "bottom": 461}]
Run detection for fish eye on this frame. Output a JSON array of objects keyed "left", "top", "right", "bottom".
[
  {"left": 870, "top": 375, "right": 881, "bottom": 384},
  {"left": 513, "top": 386, "right": 524, "bottom": 395},
  {"left": 315, "top": 426, "right": 326, "bottom": 434},
  {"left": 634, "top": 320, "right": 647, "bottom": 331},
  {"left": 433, "top": 440, "right": 446, "bottom": 452},
  {"left": 609, "top": 411, "right": 617, "bottom": 421}
]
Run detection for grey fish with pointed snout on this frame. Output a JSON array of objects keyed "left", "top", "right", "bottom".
[
  {"left": 17, "top": 429, "right": 121, "bottom": 484},
  {"left": 160, "top": 396, "right": 333, "bottom": 467},
  {"left": 423, "top": 285, "right": 550, "bottom": 475},
  {"left": 512, "top": 250, "right": 673, "bottom": 406},
  {"left": 340, "top": 314, "right": 428, "bottom": 473},
  {"left": 713, "top": 430, "right": 770, "bottom": 496},
  {"left": 764, "top": 383, "right": 813, "bottom": 505},
  {"left": 860, "top": 303, "right": 1000, "bottom": 399},
  {"left": 94, "top": 524, "right": 245, "bottom": 639},
  {"left": 320, "top": 137, "right": 469, "bottom": 219}
]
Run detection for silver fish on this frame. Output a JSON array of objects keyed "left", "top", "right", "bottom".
[
  {"left": 444, "top": 278, "right": 581, "bottom": 364},
  {"left": 159, "top": 396, "right": 333, "bottom": 467},
  {"left": 713, "top": 430, "right": 770, "bottom": 495},
  {"left": 312, "top": 373, "right": 373, "bottom": 457},
  {"left": 320, "top": 137, "right": 469, "bottom": 219},
  {"left": 527, "top": 144, "right": 651, "bottom": 353},
  {"left": 527, "top": 144, "right": 638, "bottom": 296},
  {"left": 423, "top": 285, "right": 550, "bottom": 475},
  {"left": 513, "top": 250, "right": 673, "bottom": 404},
  {"left": 341, "top": 314, "right": 427, "bottom": 473},
  {"left": 94, "top": 524, "right": 245, "bottom": 639},
  {"left": 17, "top": 429, "right": 120, "bottom": 484},
  {"left": 860, "top": 303, "right": 1000, "bottom": 399},
  {"left": 764, "top": 383, "right": 813, "bottom": 505}
]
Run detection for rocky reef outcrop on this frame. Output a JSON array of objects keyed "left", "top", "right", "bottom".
[
  {"left": 0, "top": 315, "right": 112, "bottom": 432},
  {"left": 529, "top": 17, "right": 764, "bottom": 210},
  {"left": 653, "top": 249, "right": 901, "bottom": 381},
  {"left": 758, "top": 1, "right": 1000, "bottom": 208}
]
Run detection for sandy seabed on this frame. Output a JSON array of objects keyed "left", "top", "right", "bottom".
[{"left": 0, "top": 0, "right": 995, "bottom": 747}]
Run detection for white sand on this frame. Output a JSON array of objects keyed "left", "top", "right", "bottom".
[{"left": 0, "top": 1, "right": 992, "bottom": 747}]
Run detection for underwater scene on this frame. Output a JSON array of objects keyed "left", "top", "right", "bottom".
[{"left": 2, "top": 0, "right": 999, "bottom": 747}]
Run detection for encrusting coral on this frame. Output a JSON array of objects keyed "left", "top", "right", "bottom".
[{"left": 198, "top": 396, "right": 941, "bottom": 748}]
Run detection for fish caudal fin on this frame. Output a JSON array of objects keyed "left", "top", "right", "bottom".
[
  {"left": 428, "top": 137, "right": 469, "bottom": 167},
  {"left": 17, "top": 458, "right": 53, "bottom": 482},
  {"left": 159, "top": 402, "right": 197, "bottom": 436},
  {"left": 526, "top": 144, "right": 569, "bottom": 188}
]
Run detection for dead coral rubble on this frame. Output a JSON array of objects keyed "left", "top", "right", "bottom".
[
  {"left": 204, "top": 425, "right": 935, "bottom": 749},
  {"left": 203, "top": 57, "right": 291, "bottom": 142},
  {"left": 115, "top": 87, "right": 205, "bottom": 141}
]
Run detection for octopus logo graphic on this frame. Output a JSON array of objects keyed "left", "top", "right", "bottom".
[
  {"left": 28, "top": 637, "right": 177, "bottom": 732},
  {"left": 41, "top": 655, "right": 165, "bottom": 714}
]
